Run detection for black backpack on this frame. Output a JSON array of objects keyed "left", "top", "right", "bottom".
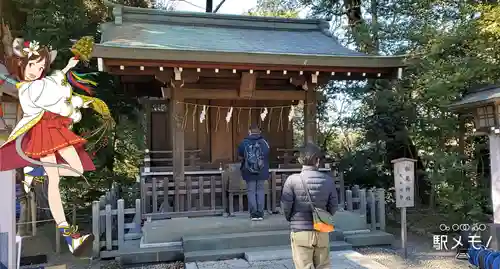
[{"left": 243, "top": 139, "right": 265, "bottom": 174}]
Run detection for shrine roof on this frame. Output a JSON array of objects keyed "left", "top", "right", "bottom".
[
  {"left": 93, "top": 6, "right": 407, "bottom": 69},
  {"left": 450, "top": 85, "right": 500, "bottom": 110}
]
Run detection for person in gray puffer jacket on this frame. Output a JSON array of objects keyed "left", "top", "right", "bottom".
[{"left": 281, "top": 143, "right": 338, "bottom": 269}]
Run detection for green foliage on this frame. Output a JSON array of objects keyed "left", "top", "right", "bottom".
[
  {"left": 247, "top": 0, "right": 301, "bottom": 18},
  {"left": 249, "top": 0, "right": 500, "bottom": 222},
  {"left": 421, "top": 150, "right": 490, "bottom": 223},
  {"left": 247, "top": 10, "right": 300, "bottom": 18},
  {"left": 14, "top": 0, "right": 92, "bottom": 50}
]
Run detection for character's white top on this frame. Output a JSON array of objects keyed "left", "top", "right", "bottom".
[{"left": 1, "top": 70, "right": 83, "bottom": 146}]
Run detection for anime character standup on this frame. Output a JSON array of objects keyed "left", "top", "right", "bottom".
[{"left": 0, "top": 38, "right": 99, "bottom": 256}]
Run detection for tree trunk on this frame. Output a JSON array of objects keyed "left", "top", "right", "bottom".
[
  {"left": 343, "top": 0, "right": 375, "bottom": 54},
  {"left": 206, "top": 0, "right": 213, "bottom": 12}
]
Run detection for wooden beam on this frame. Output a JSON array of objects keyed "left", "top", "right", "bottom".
[
  {"left": 103, "top": 59, "right": 396, "bottom": 75},
  {"left": 184, "top": 82, "right": 297, "bottom": 91},
  {"left": 108, "top": 66, "right": 161, "bottom": 76},
  {"left": 168, "top": 68, "right": 305, "bottom": 80},
  {"left": 110, "top": 66, "right": 312, "bottom": 81},
  {"left": 183, "top": 69, "right": 240, "bottom": 78},
  {"left": 155, "top": 72, "right": 175, "bottom": 84},
  {"left": 162, "top": 88, "right": 305, "bottom": 100},
  {"left": 107, "top": 66, "right": 389, "bottom": 83},
  {"left": 120, "top": 75, "right": 154, "bottom": 83},
  {"left": 290, "top": 76, "right": 307, "bottom": 87},
  {"left": 239, "top": 72, "right": 256, "bottom": 98}
]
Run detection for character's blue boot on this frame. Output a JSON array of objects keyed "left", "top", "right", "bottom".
[{"left": 57, "top": 221, "right": 94, "bottom": 256}]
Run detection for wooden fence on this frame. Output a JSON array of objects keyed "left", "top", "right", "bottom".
[
  {"left": 139, "top": 167, "right": 344, "bottom": 219},
  {"left": 226, "top": 168, "right": 344, "bottom": 215},
  {"left": 91, "top": 183, "right": 142, "bottom": 258},
  {"left": 225, "top": 178, "right": 385, "bottom": 231},
  {"left": 92, "top": 182, "right": 387, "bottom": 258},
  {"left": 140, "top": 170, "right": 225, "bottom": 220}
]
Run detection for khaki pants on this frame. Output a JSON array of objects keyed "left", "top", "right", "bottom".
[{"left": 291, "top": 231, "right": 331, "bottom": 269}]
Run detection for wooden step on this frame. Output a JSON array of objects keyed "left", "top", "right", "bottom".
[
  {"left": 22, "top": 265, "right": 67, "bottom": 269},
  {"left": 45, "top": 265, "right": 67, "bottom": 269}
]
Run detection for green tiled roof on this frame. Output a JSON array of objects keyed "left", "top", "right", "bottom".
[
  {"left": 99, "top": 7, "right": 364, "bottom": 57},
  {"left": 93, "top": 6, "right": 406, "bottom": 69}
]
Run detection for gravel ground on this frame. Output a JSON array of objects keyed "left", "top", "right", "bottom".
[
  {"left": 123, "top": 261, "right": 183, "bottom": 269},
  {"left": 355, "top": 226, "right": 471, "bottom": 269},
  {"left": 356, "top": 247, "right": 469, "bottom": 269},
  {"left": 21, "top": 223, "right": 473, "bottom": 269}
]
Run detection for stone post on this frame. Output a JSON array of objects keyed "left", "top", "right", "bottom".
[
  {"left": 0, "top": 169, "right": 16, "bottom": 268},
  {"left": 488, "top": 134, "right": 500, "bottom": 249}
]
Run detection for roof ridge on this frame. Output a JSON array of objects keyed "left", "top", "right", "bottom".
[
  {"left": 122, "top": 20, "right": 323, "bottom": 32},
  {"left": 117, "top": 6, "right": 325, "bottom": 30}
]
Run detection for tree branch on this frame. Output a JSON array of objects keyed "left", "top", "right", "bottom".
[{"left": 213, "top": 0, "right": 226, "bottom": 13}]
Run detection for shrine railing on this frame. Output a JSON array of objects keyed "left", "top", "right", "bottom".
[
  {"left": 139, "top": 167, "right": 386, "bottom": 231},
  {"left": 139, "top": 167, "right": 346, "bottom": 219},
  {"left": 140, "top": 170, "right": 225, "bottom": 220},
  {"left": 225, "top": 168, "right": 343, "bottom": 214}
]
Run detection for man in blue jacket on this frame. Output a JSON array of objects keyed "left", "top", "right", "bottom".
[{"left": 237, "top": 124, "right": 270, "bottom": 221}]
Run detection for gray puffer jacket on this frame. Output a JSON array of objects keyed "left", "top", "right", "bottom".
[{"left": 281, "top": 166, "right": 338, "bottom": 231}]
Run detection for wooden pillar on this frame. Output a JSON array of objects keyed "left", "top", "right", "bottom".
[
  {"left": 145, "top": 100, "right": 152, "bottom": 151},
  {"left": 304, "top": 77, "right": 317, "bottom": 145},
  {"left": 169, "top": 83, "right": 184, "bottom": 212}
]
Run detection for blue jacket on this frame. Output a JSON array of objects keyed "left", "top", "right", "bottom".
[{"left": 237, "top": 134, "right": 270, "bottom": 181}]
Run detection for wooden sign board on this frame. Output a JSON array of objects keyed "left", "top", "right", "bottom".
[{"left": 391, "top": 158, "right": 416, "bottom": 208}]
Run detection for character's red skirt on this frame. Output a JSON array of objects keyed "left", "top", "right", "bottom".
[{"left": 0, "top": 111, "right": 96, "bottom": 171}]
